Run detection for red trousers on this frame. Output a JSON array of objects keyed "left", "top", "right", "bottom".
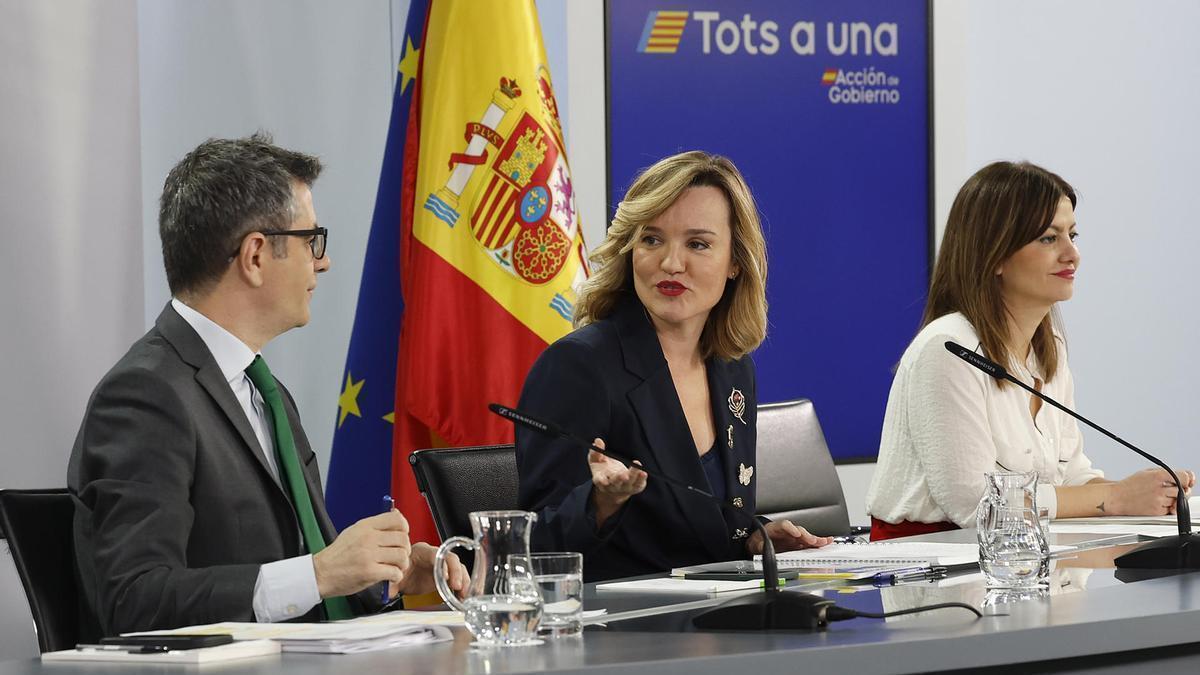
[{"left": 870, "top": 517, "right": 959, "bottom": 541}]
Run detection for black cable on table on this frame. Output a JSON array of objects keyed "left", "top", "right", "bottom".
[{"left": 825, "top": 601, "right": 984, "bottom": 621}]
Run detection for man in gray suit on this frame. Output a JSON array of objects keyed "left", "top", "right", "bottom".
[{"left": 69, "top": 134, "right": 464, "bottom": 636}]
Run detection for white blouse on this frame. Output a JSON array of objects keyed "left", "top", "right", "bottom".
[{"left": 865, "top": 312, "right": 1104, "bottom": 528}]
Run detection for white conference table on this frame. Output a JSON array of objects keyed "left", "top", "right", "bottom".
[{"left": 4, "top": 529, "right": 1200, "bottom": 674}]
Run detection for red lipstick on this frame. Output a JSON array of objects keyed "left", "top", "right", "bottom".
[
  {"left": 655, "top": 280, "right": 686, "bottom": 297},
  {"left": 1053, "top": 269, "right": 1075, "bottom": 280}
]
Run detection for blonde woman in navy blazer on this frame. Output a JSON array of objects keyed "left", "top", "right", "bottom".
[{"left": 517, "top": 151, "right": 830, "bottom": 582}]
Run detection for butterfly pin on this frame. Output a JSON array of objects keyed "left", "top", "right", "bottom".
[{"left": 738, "top": 462, "right": 754, "bottom": 486}]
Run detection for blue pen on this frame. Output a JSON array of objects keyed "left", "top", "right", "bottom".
[
  {"left": 380, "top": 495, "right": 394, "bottom": 604},
  {"left": 870, "top": 566, "right": 929, "bottom": 586},
  {"left": 891, "top": 567, "right": 949, "bottom": 585}
]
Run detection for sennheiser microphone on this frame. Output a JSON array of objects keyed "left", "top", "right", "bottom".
[
  {"left": 944, "top": 341, "right": 1200, "bottom": 569},
  {"left": 488, "top": 402, "right": 835, "bottom": 630}
]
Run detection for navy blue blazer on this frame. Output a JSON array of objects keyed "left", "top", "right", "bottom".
[{"left": 516, "top": 296, "right": 758, "bottom": 582}]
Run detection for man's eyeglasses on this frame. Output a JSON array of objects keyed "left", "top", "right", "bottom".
[{"left": 234, "top": 227, "right": 328, "bottom": 260}]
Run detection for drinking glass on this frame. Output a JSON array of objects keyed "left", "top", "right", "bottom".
[{"left": 530, "top": 552, "right": 583, "bottom": 636}]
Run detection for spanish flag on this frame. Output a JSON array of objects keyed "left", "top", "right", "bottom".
[{"left": 394, "top": 0, "right": 588, "bottom": 543}]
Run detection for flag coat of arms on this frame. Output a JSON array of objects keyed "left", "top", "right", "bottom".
[{"left": 415, "top": 11, "right": 587, "bottom": 333}]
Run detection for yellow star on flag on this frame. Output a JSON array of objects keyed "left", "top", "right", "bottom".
[
  {"left": 337, "top": 372, "right": 364, "bottom": 428},
  {"left": 383, "top": 411, "right": 395, "bottom": 424},
  {"left": 397, "top": 36, "right": 420, "bottom": 95}
]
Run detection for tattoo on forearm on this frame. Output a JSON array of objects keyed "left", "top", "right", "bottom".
[{"left": 1096, "top": 501, "right": 1106, "bottom": 513}]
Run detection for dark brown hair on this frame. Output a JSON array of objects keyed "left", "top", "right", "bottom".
[{"left": 923, "top": 161, "right": 1076, "bottom": 384}]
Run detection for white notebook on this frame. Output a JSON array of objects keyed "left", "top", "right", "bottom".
[
  {"left": 758, "top": 542, "right": 980, "bottom": 567},
  {"left": 596, "top": 577, "right": 766, "bottom": 595}
]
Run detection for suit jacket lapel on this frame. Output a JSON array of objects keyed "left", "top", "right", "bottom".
[
  {"left": 709, "top": 359, "right": 753, "bottom": 523},
  {"left": 155, "top": 304, "right": 285, "bottom": 492},
  {"left": 614, "top": 299, "right": 730, "bottom": 562}
]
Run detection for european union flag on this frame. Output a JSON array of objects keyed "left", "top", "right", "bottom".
[{"left": 325, "top": 0, "right": 429, "bottom": 531}]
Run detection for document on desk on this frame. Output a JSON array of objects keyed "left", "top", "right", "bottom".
[
  {"left": 344, "top": 610, "right": 464, "bottom": 626},
  {"left": 269, "top": 623, "right": 453, "bottom": 654},
  {"left": 672, "top": 560, "right": 902, "bottom": 581},
  {"left": 596, "top": 578, "right": 767, "bottom": 595},
  {"left": 762, "top": 542, "right": 1076, "bottom": 568},
  {"left": 1049, "top": 522, "right": 1180, "bottom": 538},
  {"left": 125, "top": 619, "right": 453, "bottom": 654},
  {"left": 42, "top": 639, "right": 279, "bottom": 664},
  {"left": 760, "top": 542, "right": 981, "bottom": 567}
]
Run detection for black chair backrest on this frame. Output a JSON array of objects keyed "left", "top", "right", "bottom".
[
  {"left": 409, "top": 444, "right": 520, "bottom": 541},
  {"left": 0, "top": 488, "right": 80, "bottom": 652},
  {"left": 755, "top": 399, "right": 852, "bottom": 536}
]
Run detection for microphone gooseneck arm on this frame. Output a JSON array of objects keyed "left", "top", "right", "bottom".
[{"left": 944, "top": 341, "right": 1191, "bottom": 536}]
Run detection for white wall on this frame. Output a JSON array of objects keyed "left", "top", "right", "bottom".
[
  {"left": 836, "top": 464, "right": 874, "bottom": 526},
  {"left": 565, "top": 0, "right": 608, "bottom": 249},
  {"left": 0, "top": 0, "right": 143, "bottom": 489},
  {"left": 0, "top": 1, "right": 142, "bottom": 658}
]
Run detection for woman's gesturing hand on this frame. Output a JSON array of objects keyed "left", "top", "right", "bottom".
[{"left": 588, "top": 438, "right": 648, "bottom": 526}]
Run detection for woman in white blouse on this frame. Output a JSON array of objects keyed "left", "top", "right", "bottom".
[{"left": 865, "top": 161, "right": 1194, "bottom": 540}]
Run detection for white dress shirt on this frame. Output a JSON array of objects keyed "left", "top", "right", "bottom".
[
  {"left": 171, "top": 299, "right": 321, "bottom": 622},
  {"left": 865, "top": 312, "right": 1104, "bottom": 528}
]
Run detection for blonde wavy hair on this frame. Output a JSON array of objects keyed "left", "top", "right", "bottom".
[{"left": 574, "top": 151, "right": 767, "bottom": 360}]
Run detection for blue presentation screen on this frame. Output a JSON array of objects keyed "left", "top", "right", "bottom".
[{"left": 606, "top": 0, "right": 931, "bottom": 461}]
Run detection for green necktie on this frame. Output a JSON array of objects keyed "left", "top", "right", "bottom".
[{"left": 245, "top": 355, "right": 354, "bottom": 621}]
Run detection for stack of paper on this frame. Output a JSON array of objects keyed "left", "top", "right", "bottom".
[
  {"left": 596, "top": 578, "right": 767, "bottom": 595},
  {"left": 127, "top": 616, "right": 454, "bottom": 655},
  {"left": 1049, "top": 521, "right": 1179, "bottom": 538},
  {"left": 763, "top": 541, "right": 1079, "bottom": 568},
  {"left": 350, "top": 610, "right": 463, "bottom": 626},
  {"left": 761, "top": 542, "right": 981, "bottom": 567},
  {"left": 271, "top": 622, "right": 452, "bottom": 654},
  {"left": 43, "top": 639, "right": 279, "bottom": 665}
]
